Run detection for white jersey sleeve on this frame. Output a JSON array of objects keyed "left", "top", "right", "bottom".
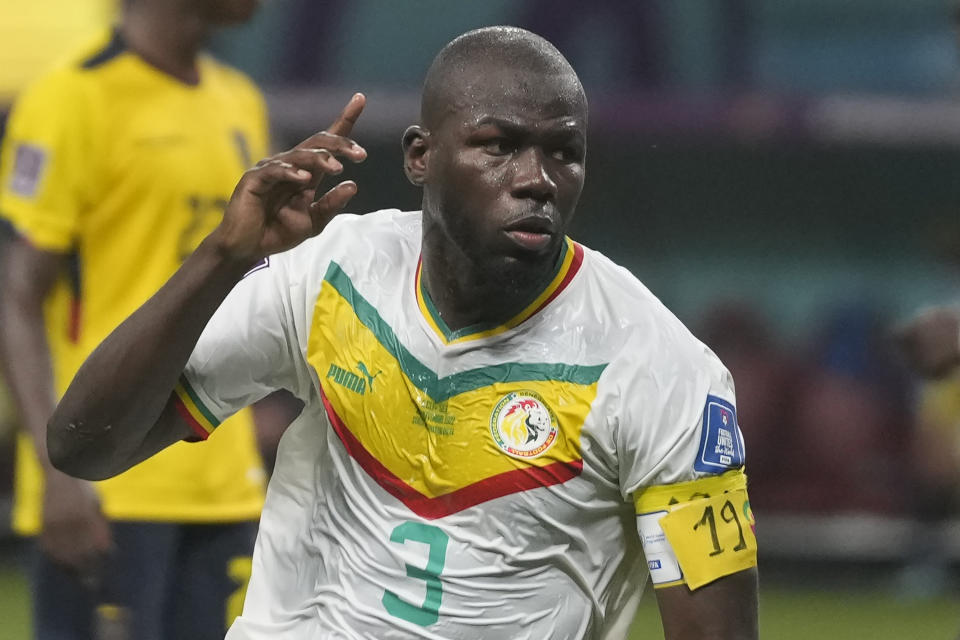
[
  {"left": 174, "top": 252, "right": 307, "bottom": 434},
  {"left": 173, "top": 214, "right": 372, "bottom": 436},
  {"left": 614, "top": 321, "right": 742, "bottom": 496},
  {"left": 609, "top": 309, "right": 753, "bottom": 590}
]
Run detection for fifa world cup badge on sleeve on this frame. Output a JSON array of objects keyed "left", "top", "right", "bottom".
[
  {"left": 694, "top": 395, "right": 745, "bottom": 473},
  {"left": 10, "top": 144, "right": 48, "bottom": 198}
]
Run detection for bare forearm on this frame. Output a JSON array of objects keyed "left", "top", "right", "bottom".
[
  {"left": 657, "top": 569, "right": 759, "bottom": 640},
  {"left": 0, "top": 241, "right": 67, "bottom": 470},
  {"left": 0, "top": 278, "right": 58, "bottom": 468},
  {"left": 48, "top": 235, "right": 253, "bottom": 479}
]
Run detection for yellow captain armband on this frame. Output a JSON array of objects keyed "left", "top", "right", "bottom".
[{"left": 634, "top": 469, "right": 757, "bottom": 591}]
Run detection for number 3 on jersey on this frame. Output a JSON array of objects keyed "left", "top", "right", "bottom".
[{"left": 382, "top": 522, "right": 449, "bottom": 626}]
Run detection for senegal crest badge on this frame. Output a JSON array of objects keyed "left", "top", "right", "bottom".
[{"left": 489, "top": 391, "right": 559, "bottom": 459}]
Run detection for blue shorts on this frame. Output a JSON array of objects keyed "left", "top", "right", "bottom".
[{"left": 31, "top": 520, "right": 258, "bottom": 640}]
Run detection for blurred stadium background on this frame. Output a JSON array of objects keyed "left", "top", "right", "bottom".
[{"left": 2, "top": 0, "right": 960, "bottom": 637}]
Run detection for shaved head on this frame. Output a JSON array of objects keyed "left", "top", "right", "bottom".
[{"left": 420, "top": 26, "right": 586, "bottom": 130}]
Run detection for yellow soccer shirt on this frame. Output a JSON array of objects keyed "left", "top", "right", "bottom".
[{"left": 0, "top": 29, "right": 268, "bottom": 534}]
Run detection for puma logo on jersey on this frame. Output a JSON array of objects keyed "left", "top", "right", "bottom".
[
  {"left": 327, "top": 362, "right": 380, "bottom": 395},
  {"left": 357, "top": 361, "right": 382, "bottom": 389}
]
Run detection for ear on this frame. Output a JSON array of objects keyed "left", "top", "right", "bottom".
[{"left": 402, "top": 125, "right": 429, "bottom": 186}]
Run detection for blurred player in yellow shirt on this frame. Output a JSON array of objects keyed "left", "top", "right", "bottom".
[
  {"left": 897, "top": 308, "right": 960, "bottom": 611},
  {"left": 0, "top": 1, "right": 270, "bottom": 638},
  {"left": 898, "top": 307, "right": 960, "bottom": 472}
]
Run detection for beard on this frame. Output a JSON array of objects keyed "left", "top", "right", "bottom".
[{"left": 421, "top": 200, "right": 565, "bottom": 313}]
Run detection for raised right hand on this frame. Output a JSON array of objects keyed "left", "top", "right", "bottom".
[
  {"left": 41, "top": 470, "right": 112, "bottom": 587},
  {"left": 213, "top": 93, "right": 368, "bottom": 263}
]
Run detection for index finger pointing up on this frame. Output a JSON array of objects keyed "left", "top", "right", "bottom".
[{"left": 328, "top": 93, "right": 366, "bottom": 137}]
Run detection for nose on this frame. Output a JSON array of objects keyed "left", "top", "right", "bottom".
[{"left": 510, "top": 147, "right": 557, "bottom": 203}]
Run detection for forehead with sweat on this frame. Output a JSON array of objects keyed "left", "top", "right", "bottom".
[{"left": 420, "top": 27, "right": 587, "bottom": 130}]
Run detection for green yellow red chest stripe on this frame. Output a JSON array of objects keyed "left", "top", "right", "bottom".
[
  {"left": 416, "top": 237, "right": 583, "bottom": 344},
  {"left": 309, "top": 258, "right": 605, "bottom": 519}
]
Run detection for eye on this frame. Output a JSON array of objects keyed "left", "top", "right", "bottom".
[
  {"left": 551, "top": 146, "right": 583, "bottom": 163},
  {"left": 482, "top": 137, "right": 517, "bottom": 156}
]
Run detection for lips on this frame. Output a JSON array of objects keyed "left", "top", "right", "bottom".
[
  {"left": 503, "top": 215, "right": 554, "bottom": 235},
  {"left": 503, "top": 215, "right": 555, "bottom": 252}
]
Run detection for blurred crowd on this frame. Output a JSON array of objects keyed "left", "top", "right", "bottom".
[{"left": 699, "top": 299, "right": 940, "bottom": 517}]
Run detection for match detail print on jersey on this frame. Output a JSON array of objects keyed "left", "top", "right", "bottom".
[
  {"left": 310, "top": 261, "right": 607, "bottom": 519},
  {"left": 416, "top": 237, "right": 584, "bottom": 344},
  {"left": 634, "top": 469, "right": 757, "bottom": 590}
]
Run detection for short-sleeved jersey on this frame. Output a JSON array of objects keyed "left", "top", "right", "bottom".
[
  {"left": 0, "top": 29, "right": 268, "bottom": 533},
  {"left": 176, "top": 210, "right": 750, "bottom": 639}
]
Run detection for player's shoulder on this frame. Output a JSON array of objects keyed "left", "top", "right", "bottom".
[
  {"left": 578, "top": 244, "right": 656, "bottom": 303},
  {"left": 12, "top": 30, "right": 118, "bottom": 105},
  {"left": 200, "top": 55, "right": 265, "bottom": 103},
  {"left": 577, "top": 244, "right": 707, "bottom": 364},
  {"left": 320, "top": 208, "right": 418, "bottom": 244},
  {"left": 4, "top": 31, "right": 124, "bottom": 138},
  {"left": 580, "top": 248, "right": 739, "bottom": 487},
  {"left": 274, "top": 209, "right": 420, "bottom": 283},
  {"left": 326, "top": 209, "right": 420, "bottom": 269}
]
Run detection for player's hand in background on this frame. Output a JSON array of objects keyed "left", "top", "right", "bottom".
[
  {"left": 895, "top": 307, "right": 960, "bottom": 379},
  {"left": 213, "top": 93, "right": 367, "bottom": 263},
  {"left": 41, "top": 470, "right": 112, "bottom": 588}
]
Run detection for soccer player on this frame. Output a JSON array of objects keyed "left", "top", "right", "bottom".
[
  {"left": 0, "top": 0, "right": 269, "bottom": 638},
  {"left": 48, "top": 27, "right": 759, "bottom": 638}
]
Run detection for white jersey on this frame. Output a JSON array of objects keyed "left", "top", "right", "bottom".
[{"left": 174, "top": 210, "right": 748, "bottom": 639}]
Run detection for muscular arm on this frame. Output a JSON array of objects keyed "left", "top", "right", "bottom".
[
  {"left": 655, "top": 568, "right": 758, "bottom": 640},
  {"left": 0, "top": 238, "right": 66, "bottom": 470},
  {"left": 0, "top": 237, "right": 113, "bottom": 573},
  {"left": 48, "top": 240, "right": 253, "bottom": 479},
  {"left": 48, "top": 94, "right": 367, "bottom": 480}
]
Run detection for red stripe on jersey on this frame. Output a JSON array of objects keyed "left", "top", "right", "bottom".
[
  {"left": 529, "top": 241, "right": 584, "bottom": 317},
  {"left": 173, "top": 396, "right": 211, "bottom": 441},
  {"left": 320, "top": 388, "right": 583, "bottom": 519},
  {"left": 67, "top": 298, "right": 82, "bottom": 344}
]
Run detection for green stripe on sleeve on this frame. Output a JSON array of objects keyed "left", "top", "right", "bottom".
[{"left": 178, "top": 374, "right": 222, "bottom": 428}]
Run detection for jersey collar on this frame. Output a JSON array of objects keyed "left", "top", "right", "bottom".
[{"left": 415, "top": 237, "right": 584, "bottom": 345}]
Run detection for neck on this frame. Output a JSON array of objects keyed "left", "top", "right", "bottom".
[
  {"left": 121, "top": 1, "right": 209, "bottom": 84},
  {"left": 420, "top": 224, "right": 562, "bottom": 333}
]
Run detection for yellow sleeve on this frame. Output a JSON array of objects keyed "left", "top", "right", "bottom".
[
  {"left": 918, "top": 377, "right": 960, "bottom": 427},
  {"left": 248, "top": 82, "right": 270, "bottom": 159},
  {"left": 0, "top": 67, "right": 96, "bottom": 251},
  {"left": 219, "top": 62, "right": 270, "bottom": 160},
  {"left": 634, "top": 469, "right": 757, "bottom": 591}
]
